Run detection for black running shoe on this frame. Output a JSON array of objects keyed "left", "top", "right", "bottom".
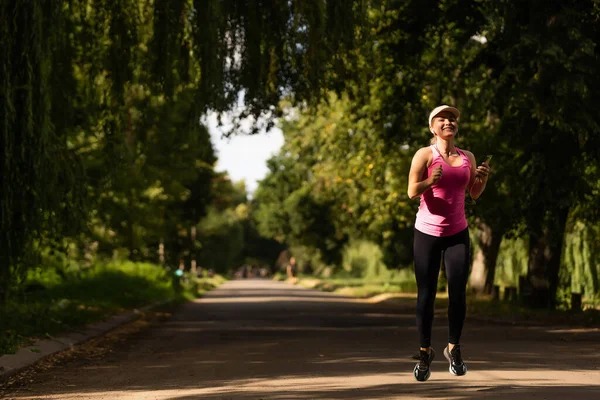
[
  {"left": 413, "top": 348, "right": 435, "bottom": 382},
  {"left": 443, "top": 345, "right": 467, "bottom": 376}
]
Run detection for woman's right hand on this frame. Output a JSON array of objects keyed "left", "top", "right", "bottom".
[{"left": 429, "top": 165, "right": 443, "bottom": 185}]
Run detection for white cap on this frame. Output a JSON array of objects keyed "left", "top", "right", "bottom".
[{"left": 428, "top": 105, "right": 460, "bottom": 127}]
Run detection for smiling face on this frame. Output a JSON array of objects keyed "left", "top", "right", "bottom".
[{"left": 430, "top": 110, "right": 458, "bottom": 140}]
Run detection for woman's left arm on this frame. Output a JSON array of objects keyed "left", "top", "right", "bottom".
[{"left": 465, "top": 151, "right": 490, "bottom": 200}]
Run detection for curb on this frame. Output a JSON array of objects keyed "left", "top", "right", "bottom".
[
  {"left": 301, "top": 282, "right": 595, "bottom": 329},
  {"left": 0, "top": 300, "right": 172, "bottom": 381}
]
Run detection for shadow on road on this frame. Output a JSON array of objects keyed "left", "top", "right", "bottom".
[
  {"left": 5, "top": 279, "right": 600, "bottom": 400},
  {"left": 165, "top": 383, "right": 599, "bottom": 400}
]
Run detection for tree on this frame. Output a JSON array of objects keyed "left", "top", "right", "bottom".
[
  {"left": 1, "top": 0, "right": 368, "bottom": 301},
  {"left": 0, "top": 2, "right": 86, "bottom": 303},
  {"left": 472, "top": 0, "right": 600, "bottom": 307}
]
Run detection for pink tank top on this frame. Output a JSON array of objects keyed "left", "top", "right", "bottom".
[{"left": 415, "top": 145, "right": 471, "bottom": 237}]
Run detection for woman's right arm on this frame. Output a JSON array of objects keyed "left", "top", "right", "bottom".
[{"left": 407, "top": 147, "right": 438, "bottom": 200}]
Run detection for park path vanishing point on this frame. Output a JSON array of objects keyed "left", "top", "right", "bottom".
[{"left": 3, "top": 279, "right": 599, "bottom": 400}]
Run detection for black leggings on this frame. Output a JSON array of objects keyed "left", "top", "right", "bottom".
[{"left": 413, "top": 227, "right": 470, "bottom": 348}]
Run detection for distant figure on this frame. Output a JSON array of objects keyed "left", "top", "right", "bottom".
[
  {"left": 407, "top": 105, "right": 490, "bottom": 382},
  {"left": 286, "top": 257, "right": 297, "bottom": 282}
]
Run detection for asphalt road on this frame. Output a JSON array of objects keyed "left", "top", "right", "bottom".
[{"left": 3, "top": 279, "right": 600, "bottom": 399}]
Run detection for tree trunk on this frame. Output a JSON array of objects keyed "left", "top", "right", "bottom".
[
  {"left": 0, "top": 253, "right": 8, "bottom": 307},
  {"left": 484, "top": 231, "right": 503, "bottom": 294},
  {"left": 158, "top": 238, "right": 165, "bottom": 266},
  {"left": 127, "top": 189, "right": 136, "bottom": 260},
  {"left": 0, "top": 268, "right": 8, "bottom": 307},
  {"left": 469, "top": 222, "right": 503, "bottom": 294},
  {"left": 190, "top": 226, "right": 197, "bottom": 275},
  {"left": 524, "top": 209, "right": 569, "bottom": 309}
]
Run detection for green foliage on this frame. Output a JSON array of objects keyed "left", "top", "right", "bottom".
[
  {"left": 196, "top": 206, "right": 245, "bottom": 274},
  {"left": 241, "top": 212, "right": 286, "bottom": 272},
  {"left": 254, "top": 92, "right": 416, "bottom": 269},
  {"left": 3, "top": 0, "right": 600, "bottom": 312},
  {"left": 495, "top": 235, "right": 528, "bottom": 288},
  {"left": 0, "top": 1, "right": 87, "bottom": 301},
  {"left": 341, "top": 239, "right": 390, "bottom": 280},
  {"left": 252, "top": 0, "right": 600, "bottom": 308},
  {"left": 285, "top": 186, "right": 344, "bottom": 264},
  {"left": 491, "top": 221, "right": 600, "bottom": 308},
  {"left": 0, "top": 261, "right": 187, "bottom": 355},
  {"left": 562, "top": 220, "right": 600, "bottom": 306},
  {"left": 299, "top": 269, "right": 418, "bottom": 297},
  {"left": 471, "top": 1, "right": 600, "bottom": 306},
  {"left": 253, "top": 155, "right": 309, "bottom": 242},
  {"left": 284, "top": 246, "right": 328, "bottom": 277},
  {"left": 1, "top": 0, "right": 367, "bottom": 303},
  {"left": 45, "top": 262, "right": 173, "bottom": 309}
]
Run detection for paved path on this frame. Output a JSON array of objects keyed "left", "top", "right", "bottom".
[{"left": 3, "top": 279, "right": 600, "bottom": 399}]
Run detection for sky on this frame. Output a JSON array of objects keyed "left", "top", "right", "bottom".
[{"left": 206, "top": 112, "right": 284, "bottom": 196}]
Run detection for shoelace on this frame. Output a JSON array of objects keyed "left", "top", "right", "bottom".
[
  {"left": 418, "top": 350, "right": 430, "bottom": 370},
  {"left": 451, "top": 345, "right": 463, "bottom": 365}
]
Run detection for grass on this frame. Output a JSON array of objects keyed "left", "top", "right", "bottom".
[
  {"left": 0, "top": 262, "right": 226, "bottom": 355},
  {"left": 295, "top": 275, "right": 600, "bottom": 327},
  {"left": 464, "top": 297, "right": 600, "bottom": 326},
  {"left": 297, "top": 272, "right": 418, "bottom": 298}
]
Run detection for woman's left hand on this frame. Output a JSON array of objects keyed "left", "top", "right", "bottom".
[{"left": 475, "top": 162, "right": 491, "bottom": 182}]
